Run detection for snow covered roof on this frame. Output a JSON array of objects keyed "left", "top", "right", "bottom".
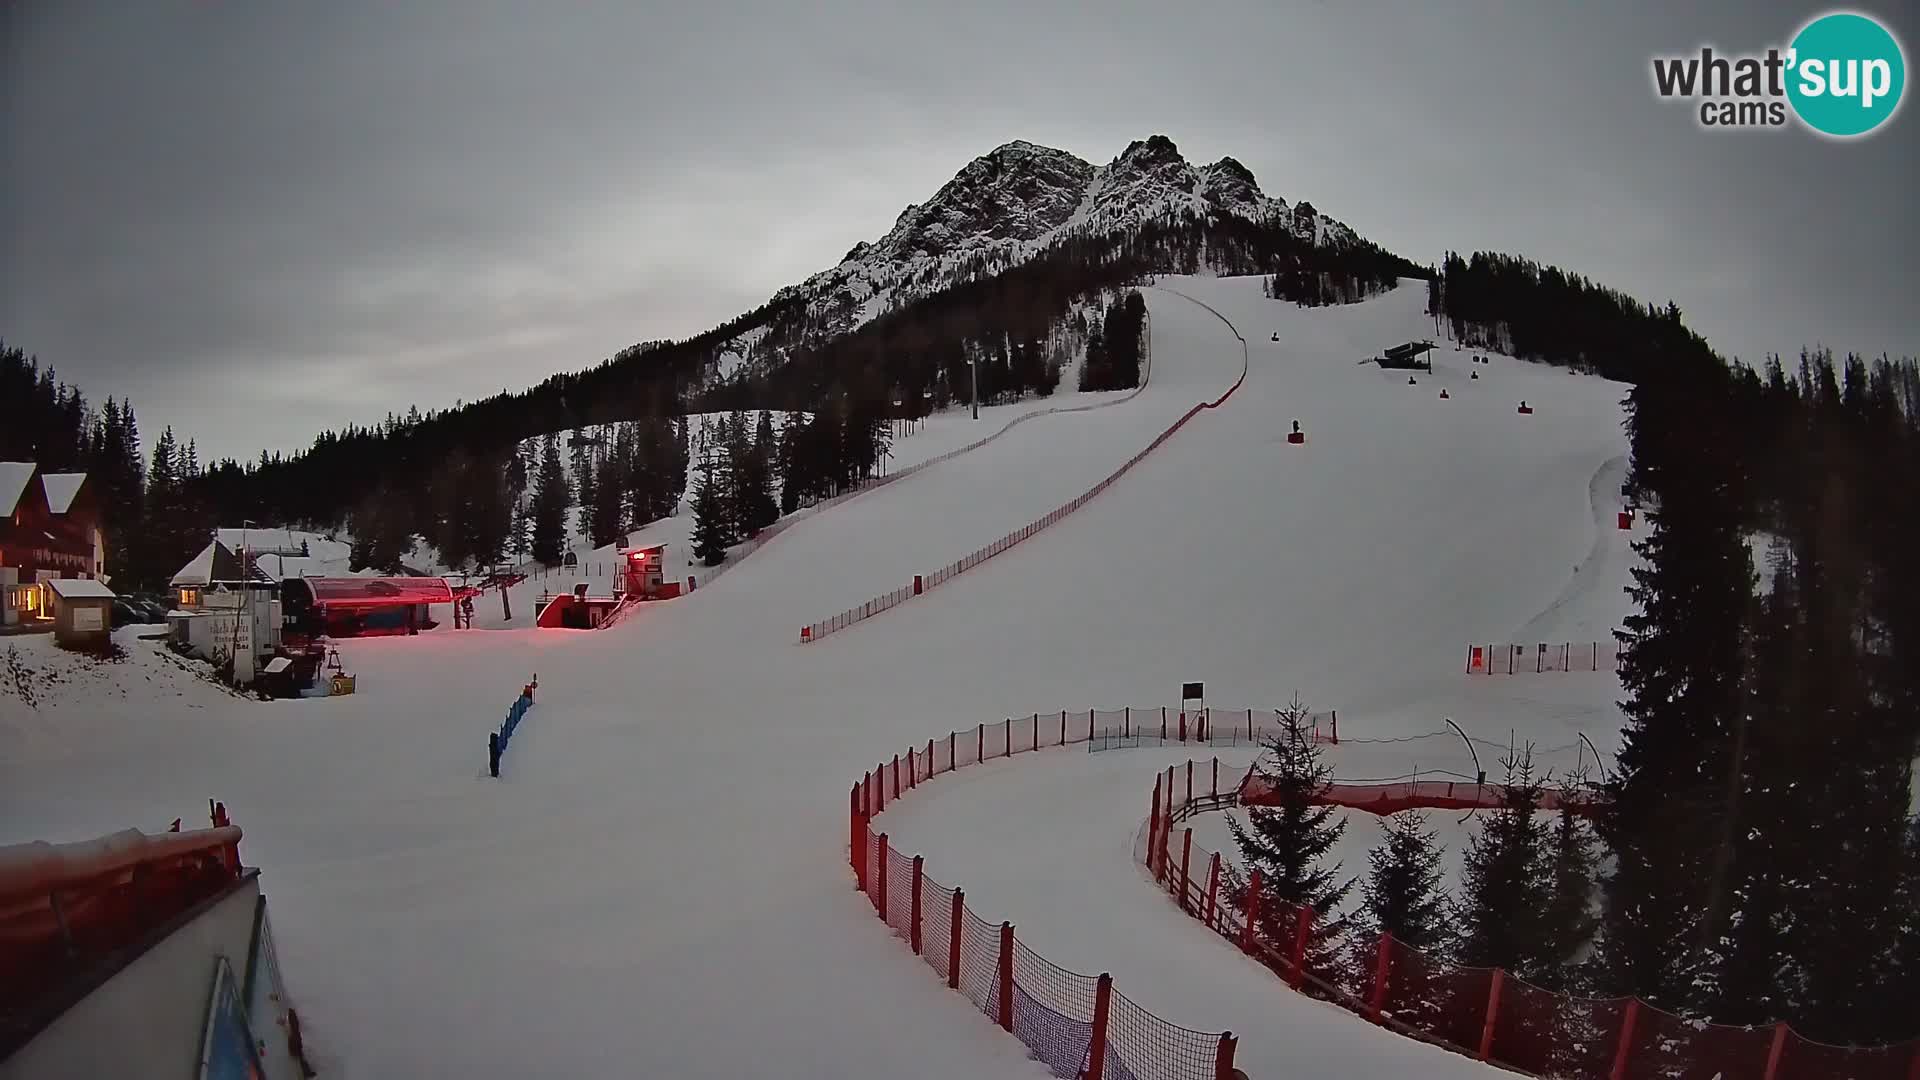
[
  {"left": 39, "top": 472, "right": 86, "bottom": 514},
  {"left": 292, "top": 576, "right": 454, "bottom": 608},
  {"left": 48, "top": 577, "right": 115, "bottom": 600},
  {"left": 171, "top": 540, "right": 276, "bottom": 588},
  {"left": 0, "top": 462, "right": 34, "bottom": 517},
  {"left": 254, "top": 553, "right": 334, "bottom": 580}
]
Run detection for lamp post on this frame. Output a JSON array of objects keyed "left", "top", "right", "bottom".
[{"left": 969, "top": 355, "right": 979, "bottom": 420}]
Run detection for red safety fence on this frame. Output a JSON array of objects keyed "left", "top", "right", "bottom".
[
  {"left": 1238, "top": 776, "right": 1598, "bottom": 817},
  {"left": 0, "top": 802, "right": 245, "bottom": 1021},
  {"left": 804, "top": 298, "right": 1247, "bottom": 644},
  {"left": 1467, "top": 641, "right": 1622, "bottom": 675},
  {"left": 1143, "top": 767, "right": 1920, "bottom": 1080},
  {"left": 850, "top": 710, "right": 1240, "bottom": 1079}
]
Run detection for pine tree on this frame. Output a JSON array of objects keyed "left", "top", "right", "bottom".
[
  {"left": 589, "top": 443, "right": 627, "bottom": 548},
  {"left": 1356, "top": 811, "right": 1450, "bottom": 1031},
  {"left": 348, "top": 486, "right": 414, "bottom": 574},
  {"left": 530, "top": 434, "right": 571, "bottom": 565},
  {"left": 777, "top": 412, "right": 806, "bottom": 515},
  {"left": 689, "top": 457, "right": 731, "bottom": 567},
  {"left": 573, "top": 433, "right": 599, "bottom": 547},
  {"left": 1360, "top": 812, "right": 1449, "bottom": 949},
  {"left": 733, "top": 413, "right": 779, "bottom": 535},
  {"left": 1536, "top": 797, "right": 1599, "bottom": 989},
  {"left": 1456, "top": 751, "right": 1552, "bottom": 974},
  {"left": 1595, "top": 362, "right": 1754, "bottom": 1011},
  {"left": 1228, "top": 695, "right": 1354, "bottom": 979},
  {"left": 144, "top": 428, "right": 180, "bottom": 584}
]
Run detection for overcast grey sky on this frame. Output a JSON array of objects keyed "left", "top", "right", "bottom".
[{"left": 3, "top": 1, "right": 1914, "bottom": 460}]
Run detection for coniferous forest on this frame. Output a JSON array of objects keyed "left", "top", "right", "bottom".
[
  {"left": 3, "top": 210, "right": 1380, "bottom": 584},
  {"left": 1241, "top": 256, "right": 1920, "bottom": 1052},
  {"left": 13, "top": 216, "right": 1918, "bottom": 1055}
]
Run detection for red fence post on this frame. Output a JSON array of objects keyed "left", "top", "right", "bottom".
[
  {"left": 1369, "top": 934, "right": 1392, "bottom": 1022},
  {"left": 875, "top": 764, "right": 885, "bottom": 812},
  {"left": 948, "top": 888, "right": 965, "bottom": 989},
  {"left": 1185, "top": 760, "right": 1193, "bottom": 806},
  {"left": 1086, "top": 973, "right": 1113, "bottom": 1080},
  {"left": 1762, "top": 1022, "right": 1788, "bottom": 1080},
  {"left": 1289, "top": 905, "right": 1313, "bottom": 987},
  {"left": 892, "top": 754, "right": 901, "bottom": 799},
  {"left": 1241, "top": 870, "right": 1263, "bottom": 953},
  {"left": 913, "top": 574, "right": 922, "bottom": 595},
  {"left": 907, "top": 748, "right": 916, "bottom": 789},
  {"left": 850, "top": 783, "right": 863, "bottom": 889},
  {"left": 1212, "top": 757, "right": 1219, "bottom": 797},
  {"left": 1124, "top": 707, "right": 1130, "bottom": 737},
  {"left": 1060, "top": 709, "right": 1067, "bottom": 746},
  {"left": 1180, "top": 828, "right": 1194, "bottom": 912},
  {"left": 1148, "top": 776, "right": 1163, "bottom": 877},
  {"left": 1214, "top": 1033, "right": 1237, "bottom": 1080},
  {"left": 910, "top": 855, "right": 924, "bottom": 955},
  {"left": 977, "top": 723, "right": 984, "bottom": 763},
  {"left": 1331, "top": 709, "right": 1339, "bottom": 744},
  {"left": 948, "top": 731, "right": 956, "bottom": 772},
  {"left": 997, "top": 923, "right": 1015, "bottom": 1033},
  {"left": 1478, "top": 968, "right": 1505, "bottom": 1062},
  {"left": 1179, "top": 710, "right": 1187, "bottom": 741},
  {"left": 1204, "top": 852, "right": 1221, "bottom": 928},
  {"left": 875, "top": 834, "right": 890, "bottom": 916},
  {"left": 1161, "top": 706, "right": 1168, "bottom": 740},
  {"left": 1609, "top": 999, "right": 1640, "bottom": 1080}
]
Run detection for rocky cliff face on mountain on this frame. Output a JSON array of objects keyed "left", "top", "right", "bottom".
[{"left": 759, "top": 135, "right": 1360, "bottom": 346}]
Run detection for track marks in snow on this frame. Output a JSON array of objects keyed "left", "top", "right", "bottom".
[{"left": 1509, "top": 453, "right": 1630, "bottom": 645}]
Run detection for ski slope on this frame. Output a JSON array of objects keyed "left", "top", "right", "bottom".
[{"left": 0, "top": 276, "right": 1635, "bottom": 1078}]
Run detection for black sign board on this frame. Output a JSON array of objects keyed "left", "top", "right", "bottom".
[{"left": 1181, "top": 681, "right": 1204, "bottom": 700}]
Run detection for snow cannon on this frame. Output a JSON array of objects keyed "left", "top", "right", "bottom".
[
  {"left": 1471, "top": 370, "right": 1480, "bottom": 380},
  {"left": 1439, "top": 388, "right": 1451, "bottom": 399},
  {"left": 1286, "top": 420, "right": 1305, "bottom": 445},
  {"left": 1407, "top": 375, "right": 1418, "bottom": 385},
  {"left": 1618, "top": 508, "right": 1635, "bottom": 530},
  {"left": 1270, "top": 331, "right": 1278, "bottom": 342},
  {"left": 1518, "top": 400, "right": 1534, "bottom": 415}
]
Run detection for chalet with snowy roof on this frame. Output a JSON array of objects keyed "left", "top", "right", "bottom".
[
  {"left": 1, "top": 462, "right": 107, "bottom": 628},
  {"left": 166, "top": 539, "right": 286, "bottom": 678},
  {"left": 169, "top": 539, "right": 277, "bottom": 610}
]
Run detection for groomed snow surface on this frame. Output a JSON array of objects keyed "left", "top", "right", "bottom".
[{"left": 0, "top": 276, "right": 1636, "bottom": 1078}]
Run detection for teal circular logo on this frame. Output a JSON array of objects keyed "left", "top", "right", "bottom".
[{"left": 1787, "top": 12, "right": 1906, "bottom": 137}]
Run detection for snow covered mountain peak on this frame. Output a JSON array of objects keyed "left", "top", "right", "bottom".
[{"left": 763, "top": 135, "right": 1361, "bottom": 340}]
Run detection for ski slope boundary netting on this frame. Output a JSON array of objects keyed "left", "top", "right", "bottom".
[
  {"left": 849, "top": 710, "right": 1241, "bottom": 1080},
  {"left": 1141, "top": 769, "right": 1920, "bottom": 1080},
  {"left": 802, "top": 301, "right": 1246, "bottom": 645},
  {"left": 1466, "top": 640, "right": 1621, "bottom": 674}
]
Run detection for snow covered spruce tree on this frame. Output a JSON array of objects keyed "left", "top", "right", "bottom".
[
  {"left": 529, "top": 433, "right": 572, "bottom": 565},
  {"left": 1455, "top": 749, "right": 1551, "bottom": 975},
  {"left": 1352, "top": 811, "right": 1449, "bottom": 1025},
  {"left": 1535, "top": 785, "right": 1599, "bottom": 990},
  {"left": 1593, "top": 358, "right": 1754, "bottom": 1013},
  {"left": 689, "top": 456, "right": 732, "bottom": 567},
  {"left": 1228, "top": 695, "right": 1353, "bottom": 984},
  {"left": 731, "top": 412, "right": 778, "bottom": 537},
  {"left": 1360, "top": 811, "right": 1449, "bottom": 950}
]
